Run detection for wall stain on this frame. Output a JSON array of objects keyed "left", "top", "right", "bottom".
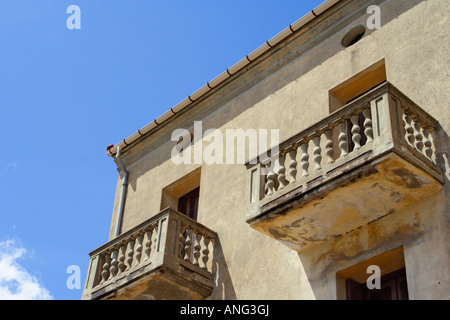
[{"left": 391, "top": 168, "right": 429, "bottom": 189}]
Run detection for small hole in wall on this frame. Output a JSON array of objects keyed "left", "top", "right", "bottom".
[{"left": 342, "top": 25, "right": 366, "bottom": 47}]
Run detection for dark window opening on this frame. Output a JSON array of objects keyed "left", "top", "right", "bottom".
[
  {"left": 342, "top": 25, "right": 366, "bottom": 47},
  {"left": 178, "top": 187, "right": 200, "bottom": 221},
  {"left": 346, "top": 268, "right": 409, "bottom": 300}
]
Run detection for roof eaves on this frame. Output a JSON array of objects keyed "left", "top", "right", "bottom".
[{"left": 107, "top": 0, "right": 341, "bottom": 157}]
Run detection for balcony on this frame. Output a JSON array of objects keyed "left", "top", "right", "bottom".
[
  {"left": 245, "top": 82, "right": 443, "bottom": 252},
  {"left": 82, "top": 208, "right": 217, "bottom": 300}
]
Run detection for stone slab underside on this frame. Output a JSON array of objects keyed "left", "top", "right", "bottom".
[{"left": 249, "top": 152, "right": 442, "bottom": 252}]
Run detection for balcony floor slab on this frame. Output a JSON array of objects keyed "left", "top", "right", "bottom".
[
  {"left": 248, "top": 152, "right": 442, "bottom": 252},
  {"left": 93, "top": 266, "right": 212, "bottom": 300}
]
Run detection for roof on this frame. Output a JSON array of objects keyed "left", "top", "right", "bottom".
[{"left": 106, "top": 0, "right": 341, "bottom": 157}]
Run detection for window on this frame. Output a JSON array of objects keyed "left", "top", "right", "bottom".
[
  {"left": 328, "top": 59, "right": 386, "bottom": 113},
  {"left": 161, "top": 167, "right": 201, "bottom": 220},
  {"left": 346, "top": 268, "right": 409, "bottom": 300},
  {"left": 178, "top": 187, "right": 200, "bottom": 221},
  {"left": 177, "top": 187, "right": 200, "bottom": 260},
  {"left": 328, "top": 59, "right": 387, "bottom": 153},
  {"left": 336, "top": 246, "right": 409, "bottom": 300},
  {"left": 341, "top": 25, "right": 366, "bottom": 48}
]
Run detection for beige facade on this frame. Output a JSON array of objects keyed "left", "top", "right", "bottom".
[{"left": 82, "top": 0, "right": 449, "bottom": 300}]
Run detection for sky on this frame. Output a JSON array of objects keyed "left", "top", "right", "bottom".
[{"left": 0, "top": 0, "right": 324, "bottom": 300}]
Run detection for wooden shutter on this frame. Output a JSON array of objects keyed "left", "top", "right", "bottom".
[
  {"left": 346, "top": 268, "right": 409, "bottom": 300},
  {"left": 178, "top": 187, "right": 199, "bottom": 221}
]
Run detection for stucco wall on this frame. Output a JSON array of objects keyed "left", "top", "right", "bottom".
[{"left": 105, "top": 0, "right": 449, "bottom": 299}]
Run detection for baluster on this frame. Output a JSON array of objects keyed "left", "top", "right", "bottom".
[
  {"left": 143, "top": 228, "right": 153, "bottom": 261},
  {"left": 192, "top": 232, "right": 202, "bottom": 266},
  {"left": 152, "top": 225, "right": 159, "bottom": 253},
  {"left": 118, "top": 245, "right": 126, "bottom": 273},
  {"left": 109, "top": 249, "right": 118, "bottom": 278},
  {"left": 403, "top": 113, "right": 414, "bottom": 145},
  {"left": 183, "top": 229, "right": 192, "bottom": 262},
  {"left": 300, "top": 142, "right": 309, "bottom": 177},
  {"left": 312, "top": 135, "right": 322, "bottom": 171},
  {"left": 412, "top": 117, "right": 423, "bottom": 152},
  {"left": 179, "top": 224, "right": 187, "bottom": 258},
  {"left": 101, "top": 253, "right": 111, "bottom": 282},
  {"left": 201, "top": 237, "right": 211, "bottom": 270},
  {"left": 350, "top": 114, "right": 361, "bottom": 150},
  {"left": 324, "top": 130, "right": 334, "bottom": 164},
  {"left": 266, "top": 165, "right": 276, "bottom": 196},
  {"left": 362, "top": 108, "right": 373, "bottom": 143},
  {"left": 338, "top": 121, "right": 348, "bottom": 157},
  {"left": 134, "top": 235, "right": 143, "bottom": 266},
  {"left": 277, "top": 154, "right": 287, "bottom": 190},
  {"left": 288, "top": 148, "right": 297, "bottom": 183},
  {"left": 422, "top": 127, "right": 433, "bottom": 160},
  {"left": 126, "top": 239, "right": 135, "bottom": 270}
]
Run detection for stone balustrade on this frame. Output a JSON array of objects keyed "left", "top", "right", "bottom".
[
  {"left": 83, "top": 208, "right": 217, "bottom": 300},
  {"left": 245, "top": 82, "right": 443, "bottom": 251}
]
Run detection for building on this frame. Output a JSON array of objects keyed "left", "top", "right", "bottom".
[{"left": 82, "top": 0, "right": 449, "bottom": 300}]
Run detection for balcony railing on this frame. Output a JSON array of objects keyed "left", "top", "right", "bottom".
[
  {"left": 82, "top": 208, "right": 217, "bottom": 300},
  {"left": 245, "top": 82, "right": 443, "bottom": 251}
]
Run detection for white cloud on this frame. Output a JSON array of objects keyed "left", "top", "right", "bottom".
[{"left": 0, "top": 239, "right": 53, "bottom": 300}]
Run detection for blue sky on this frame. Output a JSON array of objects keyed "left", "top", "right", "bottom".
[{"left": 0, "top": 0, "right": 324, "bottom": 299}]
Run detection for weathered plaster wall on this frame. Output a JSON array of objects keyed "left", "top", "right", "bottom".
[
  {"left": 104, "top": 0, "right": 449, "bottom": 299},
  {"left": 300, "top": 192, "right": 448, "bottom": 299}
]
